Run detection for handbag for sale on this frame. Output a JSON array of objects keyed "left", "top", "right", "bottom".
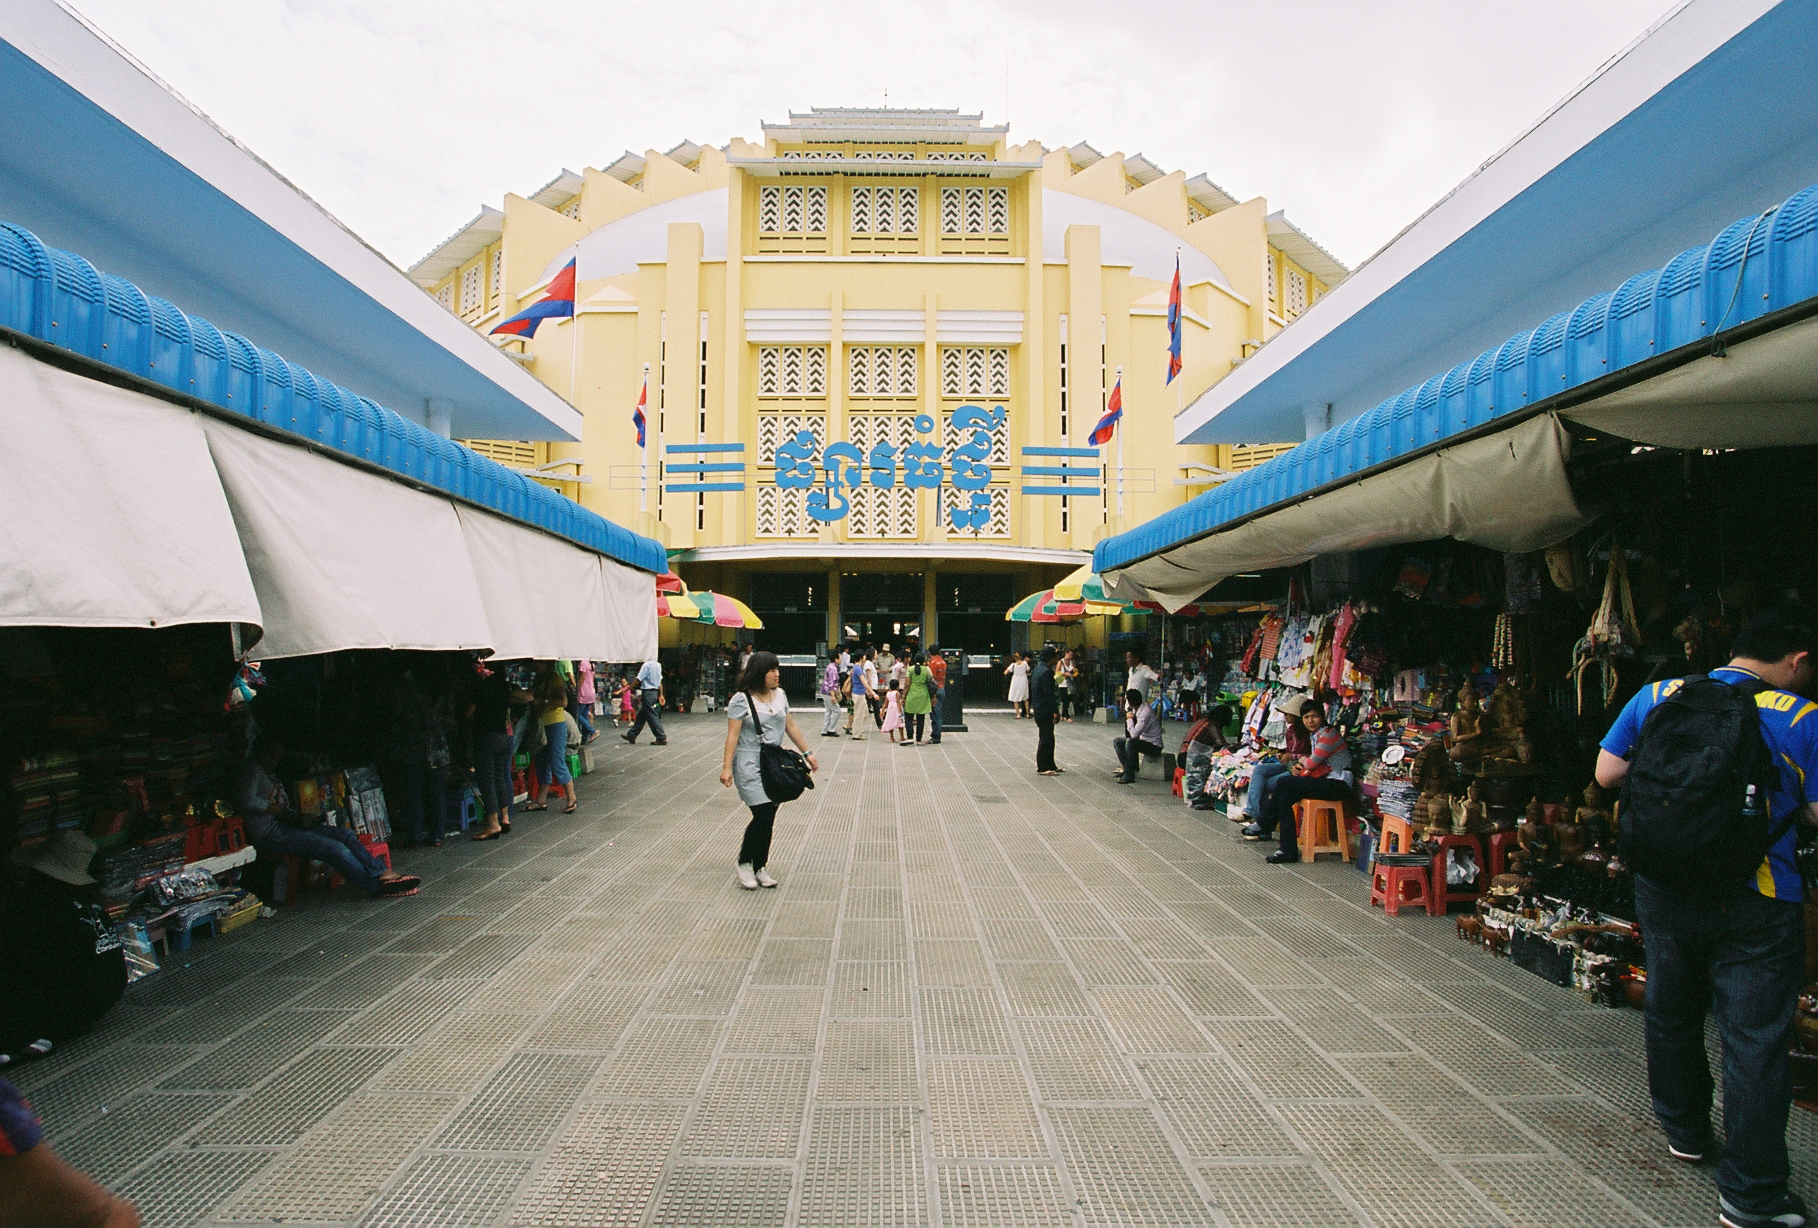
[{"left": 745, "top": 691, "right": 814, "bottom": 803}]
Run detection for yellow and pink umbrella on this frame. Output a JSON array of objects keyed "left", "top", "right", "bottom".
[{"left": 657, "top": 585, "right": 764, "bottom": 629}]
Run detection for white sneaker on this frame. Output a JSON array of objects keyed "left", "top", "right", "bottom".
[
  {"left": 755, "top": 867, "right": 778, "bottom": 888},
  {"left": 736, "top": 863, "right": 759, "bottom": 890}
]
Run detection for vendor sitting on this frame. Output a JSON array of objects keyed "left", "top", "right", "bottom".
[
  {"left": 1251, "top": 699, "right": 1354, "bottom": 864},
  {"left": 0, "top": 831, "right": 126, "bottom": 1067},
  {"left": 1240, "top": 694, "right": 1312, "bottom": 831},
  {"left": 1182, "top": 705, "right": 1233, "bottom": 811},
  {"left": 1114, "top": 689, "right": 1165, "bottom": 784},
  {"left": 239, "top": 737, "right": 420, "bottom": 899}
]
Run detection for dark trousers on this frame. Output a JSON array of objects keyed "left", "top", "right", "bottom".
[
  {"left": 475, "top": 730, "right": 514, "bottom": 815},
  {"left": 930, "top": 687, "right": 943, "bottom": 743},
  {"left": 1035, "top": 713, "right": 1057, "bottom": 772},
  {"left": 1057, "top": 690, "right": 1073, "bottom": 720},
  {"left": 739, "top": 802, "right": 779, "bottom": 869},
  {"left": 1264, "top": 776, "right": 1353, "bottom": 854},
  {"left": 628, "top": 688, "right": 666, "bottom": 742},
  {"left": 1634, "top": 876, "right": 1806, "bottom": 1216},
  {"left": 1113, "top": 736, "right": 1162, "bottom": 782},
  {"left": 907, "top": 712, "right": 927, "bottom": 742},
  {"left": 396, "top": 762, "right": 447, "bottom": 844}
]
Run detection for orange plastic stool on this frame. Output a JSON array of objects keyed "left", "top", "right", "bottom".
[
  {"left": 1370, "top": 863, "right": 1433, "bottom": 917},
  {"left": 1378, "top": 813, "right": 1418, "bottom": 856},
  {"left": 1293, "top": 798, "right": 1355, "bottom": 863}
]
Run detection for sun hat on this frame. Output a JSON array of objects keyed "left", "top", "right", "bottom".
[
  {"left": 10, "top": 829, "right": 99, "bottom": 885},
  {"left": 1274, "top": 693, "right": 1313, "bottom": 719}
]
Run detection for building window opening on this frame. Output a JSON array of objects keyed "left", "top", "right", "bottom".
[{"left": 758, "top": 346, "right": 828, "bottom": 398}]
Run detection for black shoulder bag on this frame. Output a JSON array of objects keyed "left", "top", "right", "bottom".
[{"left": 745, "top": 691, "right": 814, "bottom": 803}]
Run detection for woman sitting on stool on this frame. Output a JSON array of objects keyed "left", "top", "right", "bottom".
[{"left": 1246, "top": 700, "right": 1353, "bottom": 863}]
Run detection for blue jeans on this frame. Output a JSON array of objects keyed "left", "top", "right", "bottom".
[
  {"left": 930, "top": 686, "right": 943, "bottom": 742},
  {"left": 255, "top": 823, "right": 390, "bottom": 894},
  {"left": 572, "top": 704, "right": 595, "bottom": 740},
  {"left": 1246, "top": 760, "right": 1293, "bottom": 826},
  {"left": 1633, "top": 876, "right": 1806, "bottom": 1216},
  {"left": 395, "top": 762, "right": 447, "bottom": 845},
  {"left": 539, "top": 717, "right": 572, "bottom": 786}
]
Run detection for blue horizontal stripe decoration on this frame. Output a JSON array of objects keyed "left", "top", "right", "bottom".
[
  {"left": 0, "top": 221, "right": 667, "bottom": 576},
  {"left": 665, "top": 483, "right": 746, "bottom": 493},
  {"left": 666, "top": 442, "right": 746, "bottom": 453},
  {"left": 1024, "top": 486, "right": 1101, "bottom": 497},
  {"left": 1095, "top": 183, "right": 1818, "bottom": 574},
  {"left": 1021, "top": 466, "right": 1096, "bottom": 479},
  {"left": 666, "top": 462, "right": 746, "bottom": 474},
  {"left": 1022, "top": 445, "right": 1101, "bottom": 458}
]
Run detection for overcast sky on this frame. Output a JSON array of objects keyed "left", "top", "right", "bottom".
[{"left": 72, "top": 0, "right": 1674, "bottom": 272}]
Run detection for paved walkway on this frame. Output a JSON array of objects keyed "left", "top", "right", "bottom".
[{"left": 15, "top": 714, "right": 1815, "bottom": 1227}]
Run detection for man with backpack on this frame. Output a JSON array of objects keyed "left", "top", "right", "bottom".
[{"left": 1595, "top": 607, "right": 1816, "bottom": 1228}]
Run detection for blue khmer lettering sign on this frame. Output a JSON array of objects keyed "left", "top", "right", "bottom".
[{"left": 775, "top": 406, "right": 1005, "bottom": 531}]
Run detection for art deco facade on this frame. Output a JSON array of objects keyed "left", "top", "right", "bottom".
[{"left": 413, "top": 108, "right": 1344, "bottom": 654}]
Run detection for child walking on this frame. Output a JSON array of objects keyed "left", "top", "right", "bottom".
[
  {"left": 881, "top": 680, "right": 905, "bottom": 743},
  {"left": 616, "top": 679, "right": 636, "bottom": 727}
]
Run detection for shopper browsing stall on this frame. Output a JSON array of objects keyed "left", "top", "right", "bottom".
[
  {"left": 1593, "top": 608, "right": 1816, "bottom": 1228},
  {"left": 0, "top": 832, "right": 126, "bottom": 1066}
]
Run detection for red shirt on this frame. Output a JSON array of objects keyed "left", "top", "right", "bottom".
[{"left": 928, "top": 656, "right": 947, "bottom": 685}]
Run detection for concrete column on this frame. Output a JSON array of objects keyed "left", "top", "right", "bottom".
[
  {"left": 827, "top": 288, "right": 843, "bottom": 549},
  {"left": 923, "top": 568, "right": 938, "bottom": 651},
  {"left": 664, "top": 222, "right": 704, "bottom": 541},
  {"left": 826, "top": 567, "right": 842, "bottom": 650},
  {"left": 1066, "top": 225, "right": 1103, "bottom": 530}
]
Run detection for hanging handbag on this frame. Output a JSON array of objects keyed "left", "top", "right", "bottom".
[{"left": 745, "top": 691, "right": 814, "bottom": 803}]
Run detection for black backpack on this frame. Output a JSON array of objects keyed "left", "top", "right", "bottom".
[{"left": 1617, "top": 673, "right": 1786, "bottom": 893}]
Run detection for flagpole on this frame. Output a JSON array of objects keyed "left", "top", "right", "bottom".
[
  {"left": 639, "top": 363, "right": 650, "bottom": 514},
  {"left": 1114, "top": 365, "right": 1124, "bottom": 519}
]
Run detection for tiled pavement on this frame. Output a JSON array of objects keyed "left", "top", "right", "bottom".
[{"left": 15, "top": 713, "right": 1816, "bottom": 1227}]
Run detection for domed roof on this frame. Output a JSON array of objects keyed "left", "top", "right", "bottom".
[
  {"left": 543, "top": 184, "right": 1230, "bottom": 292},
  {"left": 1041, "top": 191, "right": 1231, "bottom": 290},
  {"left": 545, "top": 189, "right": 730, "bottom": 282}
]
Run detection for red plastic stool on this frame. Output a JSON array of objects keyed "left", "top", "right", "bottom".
[
  {"left": 1171, "top": 768, "right": 1185, "bottom": 798},
  {"left": 526, "top": 765, "right": 567, "bottom": 802},
  {"left": 1427, "top": 833, "right": 1486, "bottom": 913},
  {"left": 1370, "top": 863, "right": 1433, "bottom": 917},
  {"left": 1294, "top": 799, "right": 1355, "bottom": 863}
]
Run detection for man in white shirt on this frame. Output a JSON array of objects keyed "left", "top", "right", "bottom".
[
  {"left": 624, "top": 656, "right": 667, "bottom": 745},
  {"left": 1125, "top": 650, "right": 1160, "bottom": 702},
  {"left": 862, "top": 651, "right": 883, "bottom": 729}
]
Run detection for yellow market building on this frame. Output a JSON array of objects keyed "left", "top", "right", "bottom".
[{"left": 411, "top": 107, "right": 1345, "bottom": 658}]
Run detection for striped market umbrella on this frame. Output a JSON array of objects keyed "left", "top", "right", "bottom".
[
  {"left": 1005, "top": 588, "right": 1125, "bottom": 624},
  {"left": 655, "top": 570, "right": 686, "bottom": 594},
  {"left": 1052, "top": 564, "right": 1213, "bottom": 617},
  {"left": 657, "top": 586, "right": 765, "bottom": 629}
]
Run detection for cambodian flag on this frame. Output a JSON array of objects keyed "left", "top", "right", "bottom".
[
  {"left": 1088, "top": 375, "right": 1123, "bottom": 446},
  {"left": 490, "top": 259, "right": 576, "bottom": 338},
  {"left": 1165, "top": 252, "right": 1183, "bottom": 385},
  {"left": 632, "top": 375, "right": 648, "bottom": 448}
]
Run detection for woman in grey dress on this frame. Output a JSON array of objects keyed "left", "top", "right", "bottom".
[{"left": 718, "top": 651, "right": 819, "bottom": 890}]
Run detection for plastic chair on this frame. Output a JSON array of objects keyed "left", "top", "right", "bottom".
[
  {"left": 1378, "top": 813, "right": 1418, "bottom": 856},
  {"left": 1293, "top": 798, "right": 1355, "bottom": 863},
  {"left": 1370, "top": 863, "right": 1433, "bottom": 917}
]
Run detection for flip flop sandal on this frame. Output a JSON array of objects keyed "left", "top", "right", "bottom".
[
  {"left": 563, "top": 804, "right": 578, "bottom": 814},
  {"left": 471, "top": 829, "right": 502, "bottom": 841},
  {"left": 522, "top": 803, "right": 549, "bottom": 812}
]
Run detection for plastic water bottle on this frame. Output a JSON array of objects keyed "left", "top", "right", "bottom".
[{"left": 1742, "top": 784, "right": 1764, "bottom": 821}]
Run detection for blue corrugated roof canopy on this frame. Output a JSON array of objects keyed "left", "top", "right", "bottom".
[
  {"left": 0, "top": 220, "right": 665, "bottom": 576},
  {"left": 1096, "top": 185, "right": 1818, "bottom": 609}
]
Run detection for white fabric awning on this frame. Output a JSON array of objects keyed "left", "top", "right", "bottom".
[
  {"left": 1108, "top": 415, "right": 1590, "bottom": 611},
  {"left": 0, "top": 344, "right": 262, "bottom": 634},
  {"left": 459, "top": 506, "right": 657, "bottom": 662},
  {"left": 202, "top": 420, "right": 495, "bottom": 659}
]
